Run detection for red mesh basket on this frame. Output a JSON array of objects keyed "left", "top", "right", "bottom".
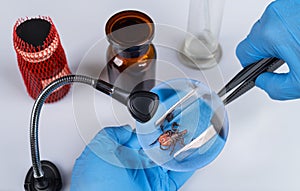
[{"left": 13, "top": 16, "right": 71, "bottom": 103}]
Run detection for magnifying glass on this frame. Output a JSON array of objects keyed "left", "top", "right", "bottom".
[
  {"left": 136, "top": 78, "right": 228, "bottom": 171},
  {"left": 136, "top": 58, "right": 284, "bottom": 171}
]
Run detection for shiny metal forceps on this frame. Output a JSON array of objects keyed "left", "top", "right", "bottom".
[{"left": 218, "top": 57, "right": 285, "bottom": 105}]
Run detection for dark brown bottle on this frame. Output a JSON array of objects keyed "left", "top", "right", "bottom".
[{"left": 105, "top": 10, "right": 156, "bottom": 92}]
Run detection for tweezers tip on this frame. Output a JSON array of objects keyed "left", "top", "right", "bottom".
[{"left": 217, "top": 88, "right": 226, "bottom": 97}]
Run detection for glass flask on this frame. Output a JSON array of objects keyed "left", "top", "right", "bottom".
[
  {"left": 182, "top": 0, "right": 225, "bottom": 69},
  {"left": 105, "top": 10, "right": 156, "bottom": 92},
  {"left": 136, "top": 78, "right": 228, "bottom": 171}
]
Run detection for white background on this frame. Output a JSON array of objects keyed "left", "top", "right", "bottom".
[{"left": 1, "top": 0, "right": 300, "bottom": 190}]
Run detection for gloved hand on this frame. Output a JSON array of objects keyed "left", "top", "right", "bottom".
[
  {"left": 236, "top": 0, "right": 300, "bottom": 100},
  {"left": 71, "top": 125, "right": 194, "bottom": 191}
]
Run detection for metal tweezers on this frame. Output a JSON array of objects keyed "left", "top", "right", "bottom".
[
  {"left": 218, "top": 57, "right": 285, "bottom": 105},
  {"left": 172, "top": 57, "right": 285, "bottom": 160}
]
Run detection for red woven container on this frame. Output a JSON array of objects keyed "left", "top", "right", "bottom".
[{"left": 13, "top": 16, "right": 71, "bottom": 103}]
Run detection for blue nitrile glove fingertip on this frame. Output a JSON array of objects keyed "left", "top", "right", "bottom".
[
  {"left": 255, "top": 72, "right": 270, "bottom": 90},
  {"left": 255, "top": 72, "right": 294, "bottom": 100},
  {"left": 236, "top": 38, "right": 268, "bottom": 67},
  {"left": 255, "top": 72, "right": 282, "bottom": 100},
  {"left": 102, "top": 125, "right": 133, "bottom": 144},
  {"left": 124, "top": 130, "right": 142, "bottom": 149},
  {"left": 83, "top": 125, "right": 135, "bottom": 168},
  {"left": 236, "top": 40, "right": 250, "bottom": 67}
]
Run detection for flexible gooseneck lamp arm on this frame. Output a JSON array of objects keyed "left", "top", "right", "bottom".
[{"left": 25, "top": 74, "right": 159, "bottom": 191}]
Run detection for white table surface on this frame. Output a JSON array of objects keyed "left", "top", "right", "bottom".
[{"left": 1, "top": 0, "right": 300, "bottom": 190}]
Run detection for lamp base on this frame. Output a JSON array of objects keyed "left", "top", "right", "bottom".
[{"left": 24, "top": 160, "right": 62, "bottom": 191}]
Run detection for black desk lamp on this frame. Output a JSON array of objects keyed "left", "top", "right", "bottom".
[{"left": 24, "top": 74, "right": 159, "bottom": 191}]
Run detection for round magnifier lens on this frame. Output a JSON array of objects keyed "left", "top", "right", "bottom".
[{"left": 136, "top": 78, "right": 229, "bottom": 171}]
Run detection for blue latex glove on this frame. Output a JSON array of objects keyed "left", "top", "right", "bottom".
[
  {"left": 236, "top": 0, "right": 300, "bottom": 100},
  {"left": 71, "top": 125, "right": 194, "bottom": 191}
]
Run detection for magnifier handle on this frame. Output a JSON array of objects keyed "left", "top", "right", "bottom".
[
  {"left": 94, "top": 79, "right": 159, "bottom": 123},
  {"left": 95, "top": 79, "right": 130, "bottom": 105}
]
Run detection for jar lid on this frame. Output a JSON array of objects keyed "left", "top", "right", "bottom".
[
  {"left": 16, "top": 18, "right": 51, "bottom": 47},
  {"left": 105, "top": 10, "right": 155, "bottom": 48},
  {"left": 13, "top": 16, "right": 60, "bottom": 63}
]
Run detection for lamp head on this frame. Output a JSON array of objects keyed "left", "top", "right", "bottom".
[{"left": 127, "top": 91, "right": 159, "bottom": 123}]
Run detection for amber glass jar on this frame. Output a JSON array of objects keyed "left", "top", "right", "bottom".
[{"left": 105, "top": 10, "right": 156, "bottom": 92}]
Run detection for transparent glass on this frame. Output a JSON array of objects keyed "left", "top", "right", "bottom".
[
  {"left": 182, "top": 0, "right": 225, "bottom": 69},
  {"left": 136, "top": 78, "right": 228, "bottom": 171}
]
